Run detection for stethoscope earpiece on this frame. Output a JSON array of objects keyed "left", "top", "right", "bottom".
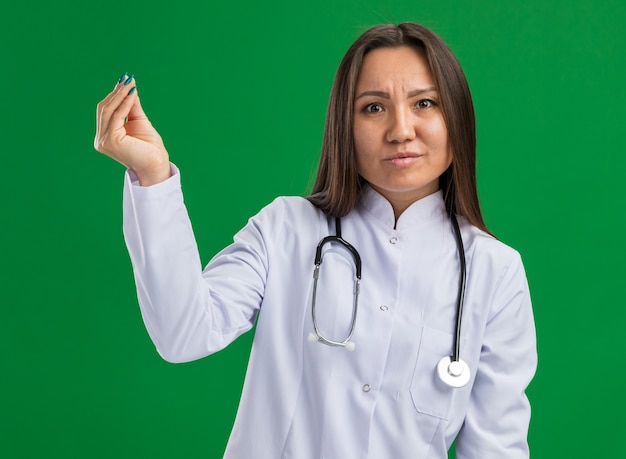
[{"left": 437, "top": 355, "right": 470, "bottom": 388}]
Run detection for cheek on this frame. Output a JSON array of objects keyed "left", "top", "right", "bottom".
[
  {"left": 425, "top": 121, "right": 451, "bottom": 159},
  {"left": 426, "top": 119, "right": 448, "bottom": 144},
  {"left": 353, "top": 124, "right": 368, "bottom": 151},
  {"left": 352, "top": 124, "right": 373, "bottom": 168}
]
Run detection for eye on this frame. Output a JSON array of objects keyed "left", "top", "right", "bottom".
[
  {"left": 415, "top": 99, "right": 436, "bottom": 109},
  {"left": 364, "top": 103, "right": 384, "bottom": 113}
]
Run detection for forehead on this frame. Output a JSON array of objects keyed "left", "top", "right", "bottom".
[{"left": 356, "top": 46, "right": 435, "bottom": 90}]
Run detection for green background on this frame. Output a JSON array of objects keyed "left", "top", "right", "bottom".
[{"left": 2, "top": 0, "right": 624, "bottom": 457}]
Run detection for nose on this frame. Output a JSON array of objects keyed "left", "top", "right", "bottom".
[{"left": 386, "top": 108, "right": 416, "bottom": 143}]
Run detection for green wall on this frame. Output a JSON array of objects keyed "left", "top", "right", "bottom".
[{"left": 2, "top": 0, "right": 624, "bottom": 457}]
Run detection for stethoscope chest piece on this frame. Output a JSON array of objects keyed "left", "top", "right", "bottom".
[{"left": 437, "top": 356, "right": 470, "bottom": 388}]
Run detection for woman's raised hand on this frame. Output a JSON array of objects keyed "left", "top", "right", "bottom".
[{"left": 94, "top": 73, "right": 171, "bottom": 186}]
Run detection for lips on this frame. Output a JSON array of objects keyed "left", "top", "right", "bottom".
[
  {"left": 386, "top": 152, "right": 423, "bottom": 167},
  {"left": 387, "top": 152, "right": 422, "bottom": 160}
]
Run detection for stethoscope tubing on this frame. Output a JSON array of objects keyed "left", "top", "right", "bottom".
[
  {"left": 449, "top": 212, "right": 466, "bottom": 364},
  {"left": 310, "top": 218, "right": 362, "bottom": 348},
  {"left": 309, "top": 211, "right": 470, "bottom": 387}
]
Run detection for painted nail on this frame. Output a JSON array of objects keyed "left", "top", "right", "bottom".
[
  {"left": 128, "top": 86, "right": 137, "bottom": 96},
  {"left": 123, "top": 74, "right": 134, "bottom": 86},
  {"left": 117, "top": 72, "right": 128, "bottom": 83}
]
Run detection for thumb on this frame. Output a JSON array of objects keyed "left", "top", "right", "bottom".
[{"left": 127, "top": 92, "right": 148, "bottom": 122}]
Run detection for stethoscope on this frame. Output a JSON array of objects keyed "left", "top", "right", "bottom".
[{"left": 307, "top": 212, "right": 471, "bottom": 388}]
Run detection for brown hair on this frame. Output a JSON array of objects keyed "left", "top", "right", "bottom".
[{"left": 307, "top": 22, "right": 490, "bottom": 234}]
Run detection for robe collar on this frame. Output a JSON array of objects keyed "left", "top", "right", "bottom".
[{"left": 359, "top": 184, "right": 447, "bottom": 231}]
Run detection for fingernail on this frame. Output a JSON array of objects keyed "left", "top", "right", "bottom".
[
  {"left": 123, "top": 74, "right": 134, "bottom": 86},
  {"left": 128, "top": 86, "right": 137, "bottom": 96},
  {"left": 117, "top": 72, "right": 128, "bottom": 83}
]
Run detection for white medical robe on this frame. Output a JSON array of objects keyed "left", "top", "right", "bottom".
[{"left": 122, "top": 166, "right": 537, "bottom": 459}]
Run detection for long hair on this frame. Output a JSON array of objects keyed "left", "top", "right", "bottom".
[{"left": 307, "top": 23, "right": 489, "bottom": 234}]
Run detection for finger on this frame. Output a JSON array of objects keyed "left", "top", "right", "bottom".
[
  {"left": 96, "top": 81, "right": 123, "bottom": 143},
  {"left": 98, "top": 74, "right": 137, "bottom": 124},
  {"left": 95, "top": 82, "right": 138, "bottom": 153},
  {"left": 96, "top": 74, "right": 135, "bottom": 143},
  {"left": 96, "top": 73, "right": 132, "bottom": 119},
  {"left": 110, "top": 84, "right": 139, "bottom": 128},
  {"left": 106, "top": 85, "right": 138, "bottom": 142},
  {"left": 127, "top": 92, "right": 148, "bottom": 122}
]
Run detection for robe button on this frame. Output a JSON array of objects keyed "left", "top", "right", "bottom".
[
  {"left": 362, "top": 384, "right": 371, "bottom": 393},
  {"left": 380, "top": 305, "right": 389, "bottom": 312},
  {"left": 389, "top": 236, "right": 398, "bottom": 244}
]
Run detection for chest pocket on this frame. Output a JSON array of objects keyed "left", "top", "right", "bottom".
[{"left": 410, "top": 326, "right": 459, "bottom": 420}]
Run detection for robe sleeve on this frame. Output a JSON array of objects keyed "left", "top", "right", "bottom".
[
  {"left": 455, "top": 251, "right": 538, "bottom": 458},
  {"left": 122, "top": 166, "right": 281, "bottom": 363}
]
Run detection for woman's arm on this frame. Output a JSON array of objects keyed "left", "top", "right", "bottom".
[
  {"left": 122, "top": 168, "right": 269, "bottom": 363},
  {"left": 95, "top": 75, "right": 267, "bottom": 362}
]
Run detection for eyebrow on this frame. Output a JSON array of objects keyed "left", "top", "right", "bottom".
[{"left": 355, "top": 87, "right": 438, "bottom": 100}]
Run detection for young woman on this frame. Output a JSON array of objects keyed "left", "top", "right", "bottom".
[{"left": 95, "top": 22, "right": 536, "bottom": 459}]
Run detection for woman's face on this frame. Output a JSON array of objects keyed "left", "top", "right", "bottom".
[{"left": 353, "top": 46, "right": 451, "bottom": 214}]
